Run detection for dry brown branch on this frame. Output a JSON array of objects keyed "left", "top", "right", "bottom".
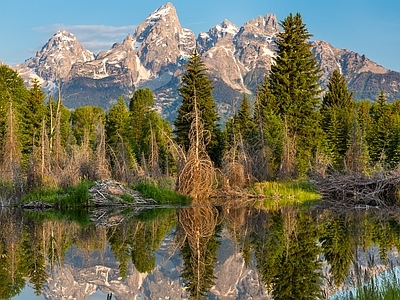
[
  {"left": 315, "top": 171, "right": 400, "bottom": 208},
  {"left": 175, "top": 94, "right": 216, "bottom": 200}
]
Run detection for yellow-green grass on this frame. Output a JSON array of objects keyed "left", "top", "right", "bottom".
[{"left": 250, "top": 180, "right": 321, "bottom": 209}]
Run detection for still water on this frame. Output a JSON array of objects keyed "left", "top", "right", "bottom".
[{"left": 1, "top": 202, "right": 400, "bottom": 300}]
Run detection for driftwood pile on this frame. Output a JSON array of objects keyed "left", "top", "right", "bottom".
[
  {"left": 88, "top": 180, "right": 156, "bottom": 206},
  {"left": 315, "top": 172, "right": 400, "bottom": 208}
]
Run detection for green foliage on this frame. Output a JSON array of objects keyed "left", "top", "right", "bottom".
[
  {"left": 235, "top": 94, "right": 255, "bottom": 141},
  {"left": 174, "top": 51, "right": 223, "bottom": 166},
  {"left": 71, "top": 106, "right": 105, "bottom": 146},
  {"left": 268, "top": 13, "right": 322, "bottom": 176},
  {"left": 133, "top": 181, "right": 191, "bottom": 204},
  {"left": 20, "top": 79, "right": 46, "bottom": 165},
  {"left": 320, "top": 213, "right": 353, "bottom": 286},
  {"left": 128, "top": 88, "right": 174, "bottom": 173},
  {"left": 321, "top": 70, "right": 354, "bottom": 169},
  {"left": 272, "top": 212, "right": 323, "bottom": 300},
  {"left": 367, "top": 91, "right": 392, "bottom": 164},
  {"left": 105, "top": 96, "right": 130, "bottom": 147},
  {"left": 46, "top": 96, "right": 72, "bottom": 148},
  {"left": 251, "top": 210, "right": 285, "bottom": 290}
]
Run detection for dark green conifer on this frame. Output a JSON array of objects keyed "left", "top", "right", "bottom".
[
  {"left": 367, "top": 91, "right": 392, "bottom": 164},
  {"left": 21, "top": 79, "right": 46, "bottom": 163},
  {"left": 173, "top": 51, "right": 222, "bottom": 165},
  {"left": 268, "top": 13, "right": 322, "bottom": 176},
  {"left": 105, "top": 96, "right": 130, "bottom": 148},
  {"left": 320, "top": 69, "right": 354, "bottom": 170}
]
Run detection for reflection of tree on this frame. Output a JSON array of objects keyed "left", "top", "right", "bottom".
[
  {"left": 108, "top": 209, "right": 176, "bottom": 275},
  {"left": 320, "top": 212, "right": 354, "bottom": 286},
  {"left": 272, "top": 209, "right": 323, "bottom": 300},
  {"left": 251, "top": 209, "right": 285, "bottom": 290},
  {"left": 19, "top": 222, "right": 48, "bottom": 295},
  {"left": 371, "top": 215, "right": 400, "bottom": 262},
  {"left": 177, "top": 206, "right": 220, "bottom": 299},
  {"left": 131, "top": 222, "right": 157, "bottom": 273},
  {"left": 0, "top": 211, "right": 25, "bottom": 299}
]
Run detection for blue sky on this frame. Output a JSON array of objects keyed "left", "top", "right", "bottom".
[{"left": 1, "top": 0, "right": 399, "bottom": 71}]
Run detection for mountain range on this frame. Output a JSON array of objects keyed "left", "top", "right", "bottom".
[{"left": 12, "top": 2, "right": 400, "bottom": 121}]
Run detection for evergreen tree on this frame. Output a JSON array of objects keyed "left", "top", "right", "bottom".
[
  {"left": 174, "top": 51, "right": 222, "bottom": 165},
  {"left": 105, "top": 96, "right": 130, "bottom": 147},
  {"left": 367, "top": 91, "right": 392, "bottom": 164},
  {"left": 269, "top": 13, "right": 322, "bottom": 176},
  {"left": 386, "top": 115, "right": 400, "bottom": 168},
  {"left": 129, "top": 88, "right": 154, "bottom": 156},
  {"left": 254, "top": 77, "right": 284, "bottom": 178},
  {"left": 21, "top": 79, "right": 46, "bottom": 164},
  {"left": 71, "top": 106, "right": 105, "bottom": 147},
  {"left": 320, "top": 69, "right": 354, "bottom": 170},
  {"left": 235, "top": 94, "right": 254, "bottom": 140},
  {"left": 129, "top": 88, "right": 173, "bottom": 174}
]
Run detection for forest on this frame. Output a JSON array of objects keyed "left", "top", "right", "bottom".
[{"left": 0, "top": 13, "right": 400, "bottom": 203}]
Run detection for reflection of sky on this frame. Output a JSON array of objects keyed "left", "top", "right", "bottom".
[
  {"left": 14, "top": 284, "right": 46, "bottom": 299},
  {"left": 87, "top": 289, "right": 109, "bottom": 300},
  {"left": 329, "top": 266, "right": 400, "bottom": 299},
  {"left": 14, "top": 284, "right": 109, "bottom": 300}
]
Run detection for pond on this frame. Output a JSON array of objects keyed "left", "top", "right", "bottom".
[{"left": 1, "top": 201, "right": 400, "bottom": 300}]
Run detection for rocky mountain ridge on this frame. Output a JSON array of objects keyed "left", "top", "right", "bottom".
[{"left": 12, "top": 2, "right": 400, "bottom": 121}]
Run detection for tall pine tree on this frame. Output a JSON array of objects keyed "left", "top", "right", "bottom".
[
  {"left": 269, "top": 13, "right": 322, "bottom": 176},
  {"left": 320, "top": 69, "right": 354, "bottom": 170},
  {"left": 367, "top": 91, "right": 392, "bottom": 164},
  {"left": 174, "top": 51, "right": 222, "bottom": 165}
]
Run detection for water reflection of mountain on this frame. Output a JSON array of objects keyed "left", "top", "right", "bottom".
[{"left": 1, "top": 205, "right": 400, "bottom": 299}]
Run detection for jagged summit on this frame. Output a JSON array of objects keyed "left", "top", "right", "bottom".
[
  {"left": 146, "top": 2, "right": 176, "bottom": 21},
  {"left": 131, "top": 2, "right": 195, "bottom": 74},
  {"left": 197, "top": 19, "right": 239, "bottom": 54},
  {"left": 215, "top": 19, "right": 239, "bottom": 36},
  {"left": 20, "top": 30, "right": 94, "bottom": 81},
  {"left": 11, "top": 4, "right": 400, "bottom": 120}
]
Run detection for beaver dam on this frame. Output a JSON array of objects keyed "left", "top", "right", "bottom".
[{"left": 315, "top": 172, "right": 400, "bottom": 208}]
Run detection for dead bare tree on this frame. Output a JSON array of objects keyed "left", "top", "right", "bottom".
[
  {"left": 175, "top": 93, "right": 216, "bottom": 200},
  {"left": 1, "top": 101, "right": 24, "bottom": 196},
  {"left": 94, "top": 123, "right": 110, "bottom": 180}
]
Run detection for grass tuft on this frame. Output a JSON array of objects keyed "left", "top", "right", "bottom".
[
  {"left": 250, "top": 180, "right": 320, "bottom": 209},
  {"left": 133, "top": 181, "right": 191, "bottom": 204}
]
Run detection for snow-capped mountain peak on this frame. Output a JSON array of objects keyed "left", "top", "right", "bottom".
[
  {"left": 146, "top": 2, "right": 175, "bottom": 21},
  {"left": 18, "top": 30, "right": 94, "bottom": 82}
]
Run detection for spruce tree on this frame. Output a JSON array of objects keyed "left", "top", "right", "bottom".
[
  {"left": 174, "top": 51, "right": 222, "bottom": 165},
  {"left": 129, "top": 88, "right": 173, "bottom": 173},
  {"left": 254, "top": 76, "right": 284, "bottom": 178},
  {"left": 320, "top": 69, "right": 354, "bottom": 170},
  {"left": 105, "top": 96, "right": 130, "bottom": 149},
  {"left": 235, "top": 94, "right": 253, "bottom": 140},
  {"left": 269, "top": 13, "right": 322, "bottom": 176},
  {"left": 21, "top": 79, "right": 46, "bottom": 164},
  {"left": 367, "top": 91, "right": 392, "bottom": 164},
  {"left": 71, "top": 106, "right": 105, "bottom": 147}
]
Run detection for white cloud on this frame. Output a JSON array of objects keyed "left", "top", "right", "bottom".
[{"left": 34, "top": 24, "right": 137, "bottom": 54}]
